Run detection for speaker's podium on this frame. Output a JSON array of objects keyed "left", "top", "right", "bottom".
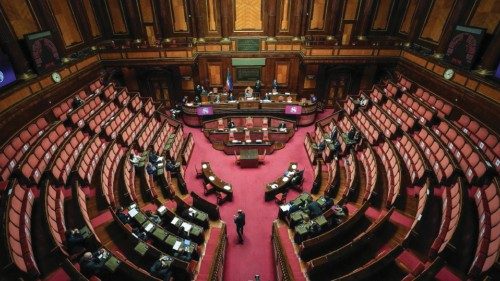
[{"left": 239, "top": 100, "right": 260, "bottom": 109}]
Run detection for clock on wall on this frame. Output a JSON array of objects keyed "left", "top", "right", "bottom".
[
  {"left": 443, "top": 69, "right": 455, "bottom": 80},
  {"left": 51, "top": 72, "right": 61, "bottom": 83}
]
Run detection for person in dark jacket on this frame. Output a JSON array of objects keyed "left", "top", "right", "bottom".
[
  {"left": 65, "top": 228, "right": 86, "bottom": 252},
  {"left": 234, "top": 210, "right": 246, "bottom": 244},
  {"left": 150, "top": 256, "right": 172, "bottom": 281},
  {"left": 116, "top": 206, "right": 131, "bottom": 224},
  {"left": 79, "top": 250, "right": 107, "bottom": 277}
]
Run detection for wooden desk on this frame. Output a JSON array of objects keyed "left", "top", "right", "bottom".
[
  {"left": 264, "top": 162, "right": 298, "bottom": 201},
  {"left": 239, "top": 149, "right": 259, "bottom": 168},
  {"left": 201, "top": 162, "right": 233, "bottom": 204}
]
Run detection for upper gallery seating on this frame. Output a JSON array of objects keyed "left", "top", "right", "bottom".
[
  {"left": 42, "top": 183, "right": 68, "bottom": 256},
  {"left": 103, "top": 107, "right": 133, "bottom": 139},
  {"left": 376, "top": 141, "right": 402, "bottom": 206},
  {"left": 365, "top": 102, "right": 399, "bottom": 139},
  {"left": 468, "top": 178, "right": 500, "bottom": 278},
  {"left": 433, "top": 120, "right": 492, "bottom": 185},
  {"left": 18, "top": 123, "right": 71, "bottom": 185},
  {"left": 49, "top": 130, "right": 89, "bottom": 186},
  {"left": 0, "top": 117, "right": 50, "bottom": 184},
  {"left": 76, "top": 135, "right": 108, "bottom": 185},
  {"left": 382, "top": 98, "right": 416, "bottom": 132},
  {"left": 413, "top": 88, "right": 453, "bottom": 119},
  {"left": 413, "top": 127, "right": 456, "bottom": 184},
  {"left": 393, "top": 133, "right": 429, "bottom": 184},
  {"left": 429, "top": 179, "right": 465, "bottom": 259},
  {"left": 455, "top": 114, "right": 500, "bottom": 174},
  {"left": 2, "top": 181, "right": 39, "bottom": 278},
  {"left": 52, "top": 90, "right": 88, "bottom": 121},
  {"left": 68, "top": 94, "right": 105, "bottom": 128}
]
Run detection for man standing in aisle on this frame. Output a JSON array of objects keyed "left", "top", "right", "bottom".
[{"left": 234, "top": 209, "right": 246, "bottom": 244}]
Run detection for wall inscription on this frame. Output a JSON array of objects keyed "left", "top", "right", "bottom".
[{"left": 237, "top": 39, "right": 260, "bottom": 52}]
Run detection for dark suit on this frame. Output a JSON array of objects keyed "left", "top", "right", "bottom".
[
  {"left": 65, "top": 231, "right": 86, "bottom": 252},
  {"left": 80, "top": 254, "right": 106, "bottom": 277},
  {"left": 234, "top": 212, "right": 245, "bottom": 243},
  {"left": 150, "top": 259, "right": 172, "bottom": 281}
]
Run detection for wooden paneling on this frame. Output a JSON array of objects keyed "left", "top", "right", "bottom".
[
  {"left": 48, "top": 0, "right": 83, "bottom": 47},
  {"left": 82, "top": 0, "right": 101, "bottom": 38},
  {"left": 208, "top": 64, "right": 223, "bottom": 86},
  {"left": 372, "top": 0, "right": 394, "bottom": 30},
  {"left": 344, "top": 0, "right": 359, "bottom": 20},
  {"left": 342, "top": 23, "right": 353, "bottom": 45},
  {"left": 234, "top": 0, "right": 262, "bottom": 31},
  {"left": 139, "top": 0, "right": 154, "bottom": 23},
  {"left": 309, "top": 0, "right": 327, "bottom": 30},
  {"left": 0, "top": 0, "right": 39, "bottom": 39},
  {"left": 170, "top": 0, "right": 188, "bottom": 32},
  {"left": 420, "top": 0, "right": 455, "bottom": 43},
  {"left": 399, "top": 0, "right": 417, "bottom": 34},
  {"left": 106, "top": 0, "right": 128, "bottom": 34},
  {"left": 279, "top": 0, "right": 291, "bottom": 31},
  {"left": 469, "top": 0, "right": 500, "bottom": 34},
  {"left": 275, "top": 62, "right": 289, "bottom": 85},
  {"left": 206, "top": 0, "right": 218, "bottom": 32}
]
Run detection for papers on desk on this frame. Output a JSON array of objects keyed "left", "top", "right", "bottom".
[
  {"left": 157, "top": 205, "right": 166, "bottom": 215},
  {"left": 245, "top": 139, "right": 251, "bottom": 143},
  {"left": 223, "top": 185, "right": 231, "bottom": 191},
  {"left": 171, "top": 217, "right": 180, "bottom": 225},
  {"left": 173, "top": 241, "right": 182, "bottom": 251},
  {"left": 209, "top": 176, "right": 215, "bottom": 181},
  {"left": 271, "top": 184, "right": 278, "bottom": 189},
  {"left": 181, "top": 222, "right": 192, "bottom": 232},
  {"left": 157, "top": 156, "right": 164, "bottom": 162},
  {"left": 144, "top": 222, "right": 154, "bottom": 232},
  {"left": 129, "top": 203, "right": 137, "bottom": 209},
  {"left": 280, "top": 204, "right": 291, "bottom": 212},
  {"left": 228, "top": 100, "right": 237, "bottom": 103},
  {"left": 262, "top": 127, "right": 268, "bottom": 131},
  {"left": 285, "top": 92, "right": 290, "bottom": 95},
  {"left": 157, "top": 162, "right": 164, "bottom": 169},
  {"left": 282, "top": 176, "right": 289, "bottom": 182},
  {"left": 232, "top": 140, "right": 239, "bottom": 143},
  {"left": 230, "top": 128, "right": 237, "bottom": 131},
  {"left": 186, "top": 103, "right": 193, "bottom": 106},
  {"left": 261, "top": 100, "right": 271, "bottom": 103},
  {"left": 256, "top": 139, "right": 262, "bottom": 143},
  {"left": 188, "top": 208, "right": 196, "bottom": 216},
  {"left": 202, "top": 164, "right": 207, "bottom": 169},
  {"left": 291, "top": 164, "right": 297, "bottom": 170},
  {"left": 128, "top": 208, "right": 139, "bottom": 217}
]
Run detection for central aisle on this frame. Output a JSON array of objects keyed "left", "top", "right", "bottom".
[{"left": 183, "top": 111, "right": 330, "bottom": 280}]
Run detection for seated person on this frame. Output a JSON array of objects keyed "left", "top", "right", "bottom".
[
  {"left": 79, "top": 250, "right": 108, "bottom": 277},
  {"left": 353, "top": 131, "right": 361, "bottom": 143},
  {"left": 146, "top": 162, "right": 157, "bottom": 175},
  {"left": 182, "top": 96, "right": 188, "bottom": 104},
  {"left": 278, "top": 122, "right": 287, "bottom": 130},
  {"left": 330, "top": 126, "right": 338, "bottom": 140},
  {"left": 132, "top": 227, "right": 148, "bottom": 241},
  {"left": 146, "top": 210, "right": 162, "bottom": 225},
  {"left": 116, "top": 206, "right": 131, "bottom": 224},
  {"left": 307, "top": 201, "right": 323, "bottom": 218},
  {"left": 194, "top": 95, "right": 200, "bottom": 105},
  {"left": 353, "top": 96, "right": 368, "bottom": 107},
  {"left": 290, "top": 170, "right": 304, "bottom": 187},
  {"left": 244, "top": 86, "right": 253, "bottom": 99},
  {"left": 332, "top": 140, "right": 341, "bottom": 160},
  {"left": 72, "top": 96, "right": 84, "bottom": 109},
  {"left": 165, "top": 159, "right": 181, "bottom": 173},
  {"left": 323, "top": 195, "right": 334, "bottom": 208},
  {"left": 263, "top": 93, "right": 270, "bottom": 101},
  {"left": 310, "top": 94, "right": 317, "bottom": 103},
  {"left": 214, "top": 94, "right": 220, "bottom": 103},
  {"left": 65, "top": 228, "right": 86, "bottom": 253},
  {"left": 347, "top": 126, "right": 356, "bottom": 141},
  {"left": 227, "top": 119, "right": 236, "bottom": 129},
  {"left": 129, "top": 152, "right": 142, "bottom": 166},
  {"left": 316, "top": 140, "right": 326, "bottom": 152},
  {"left": 173, "top": 247, "right": 191, "bottom": 261},
  {"left": 227, "top": 92, "right": 235, "bottom": 101},
  {"left": 149, "top": 153, "right": 163, "bottom": 165},
  {"left": 150, "top": 255, "right": 173, "bottom": 281}
]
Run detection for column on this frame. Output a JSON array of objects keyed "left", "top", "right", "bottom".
[
  {"left": 0, "top": 8, "right": 34, "bottom": 79},
  {"left": 476, "top": 27, "right": 500, "bottom": 75},
  {"left": 356, "top": 0, "right": 375, "bottom": 40},
  {"left": 219, "top": 0, "right": 231, "bottom": 43},
  {"left": 266, "top": 0, "right": 277, "bottom": 41}
]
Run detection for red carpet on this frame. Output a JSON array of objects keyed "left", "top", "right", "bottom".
[{"left": 183, "top": 110, "right": 332, "bottom": 280}]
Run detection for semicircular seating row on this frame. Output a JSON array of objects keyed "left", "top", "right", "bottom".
[
  {"left": 0, "top": 78, "right": 222, "bottom": 281},
  {"left": 275, "top": 74, "right": 499, "bottom": 281}
]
